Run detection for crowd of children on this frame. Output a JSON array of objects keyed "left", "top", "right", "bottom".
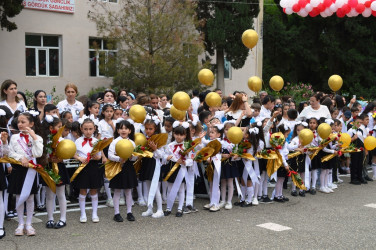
[{"left": 0, "top": 80, "right": 375, "bottom": 239}]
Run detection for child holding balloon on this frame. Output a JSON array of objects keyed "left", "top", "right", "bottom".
[{"left": 108, "top": 120, "right": 138, "bottom": 222}]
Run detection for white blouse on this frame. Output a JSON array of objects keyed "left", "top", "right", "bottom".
[
  {"left": 75, "top": 136, "right": 101, "bottom": 158},
  {"left": 166, "top": 141, "right": 193, "bottom": 167},
  {"left": 9, "top": 133, "right": 43, "bottom": 161},
  {"left": 57, "top": 99, "right": 84, "bottom": 122},
  {"left": 0, "top": 100, "right": 27, "bottom": 114},
  {"left": 98, "top": 119, "right": 115, "bottom": 139},
  {"left": 108, "top": 136, "right": 136, "bottom": 162}
]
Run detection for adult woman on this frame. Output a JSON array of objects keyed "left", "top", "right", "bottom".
[
  {"left": 31, "top": 90, "right": 47, "bottom": 120},
  {"left": 57, "top": 83, "right": 84, "bottom": 122},
  {"left": 362, "top": 101, "right": 376, "bottom": 130},
  {"left": 127, "top": 92, "right": 136, "bottom": 107},
  {"left": 225, "top": 93, "right": 253, "bottom": 128},
  {"left": 297, "top": 94, "right": 331, "bottom": 121},
  {"left": 0, "top": 80, "right": 27, "bottom": 114}
]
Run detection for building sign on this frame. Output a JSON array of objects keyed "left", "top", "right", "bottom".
[{"left": 23, "top": 0, "right": 75, "bottom": 14}]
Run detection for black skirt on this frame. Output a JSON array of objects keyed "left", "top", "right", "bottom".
[
  {"left": 160, "top": 164, "right": 170, "bottom": 180},
  {"left": 72, "top": 160, "right": 103, "bottom": 189},
  {"left": 139, "top": 157, "right": 157, "bottom": 182},
  {"left": 221, "top": 159, "right": 239, "bottom": 179},
  {"left": 0, "top": 163, "right": 7, "bottom": 191},
  {"left": 110, "top": 160, "right": 138, "bottom": 189},
  {"left": 7, "top": 164, "right": 38, "bottom": 195},
  {"left": 277, "top": 166, "right": 288, "bottom": 178},
  {"left": 57, "top": 162, "right": 70, "bottom": 185},
  {"left": 288, "top": 154, "right": 305, "bottom": 173},
  {"left": 259, "top": 158, "right": 268, "bottom": 172},
  {"left": 166, "top": 161, "right": 181, "bottom": 183},
  {"left": 311, "top": 151, "right": 323, "bottom": 170},
  {"left": 322, "top": 153, "right": 335, "bottom": 170}
]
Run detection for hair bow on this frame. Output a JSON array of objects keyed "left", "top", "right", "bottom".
[
  {"left": 249, "top": 127, "right": 259, "bottom": 135},
  {"left": 215, "top": 124, "right": 224, "bottom": 130},
  {"left": 0, "top": 109, "right": 5, "bottom": 116},
  {"left": 45, "top": 115, "right": 54, "bottom": 123},
  {"left": 115, "top": 118, "right": 124, "bottom": 124},
  {"left": 325, "top": 119, "right": 334, "bottom": 125},
  {"left": 224, "top": 120, "right": 236, "bottom": 126},
  {"left": 28, "top": 110, "right": 39, "bottom": 117},
  {"left": 301, "top": 121, "right": 308, "bottom": 127},
  {"left": 256, "top": 121, "right": 262, "bottom": 127},
  {"left": 145, "top": 114, "right": 160, "bottom": 125},
  {"left": 191, "top": 116, "right": 199, "bottom": 126},
  {"left": 278, "top": 122, "right": 289, "bottom": 131},
  {"left": 126, "top": 119, "right": 134, "bottom": 125}
]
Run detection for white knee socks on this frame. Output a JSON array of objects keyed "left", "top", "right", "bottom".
[
  {"left": 16, "top": 195, "right": 24, "bottom": 225},
  {"left": 162, "top": 181, "right": 168, "bottom": 201},
  {"left": 220, "top": 179, "right": 227, "bottom": 202},
  {"left": 46, "top": 188, "right": 56, "bottom": 221},
  {"left": 26, "top": 195, "right": 34, "bottom": 226},
  {"left": 320, "top": 169, "right": 326, "bottom": 189},
  {"left": 311, "top": 170, "right": 318, "bottom": 189},
  {"left": 91, "top": 194, "right": 98, "bottom": 218},
  {"left": 125, "top": 189, "right": 133, "bottom": 214},
  {"left": 178, "top": 184, "right": 185, "bottom": 210},
  {"left": 113, "top": 189, "right": 121, "bottom": 215},
  {"left": 79, "top": 194, "right": 86, "bottom": 218},
  {"left": 276, "top": 177, "right": 285, "bottom": 197},
  {"left": 372, "top": 163, "right": 376, "bottom": 178},
  {"left": 240, "top": 185, "right": 246, "bottom": 201},
  {"left": 104, "top": 180, "right": 112, "bottom": 200},
  {"left": 0, "top": 191, "right": 4, "bottom": 229},
  {"left": 143, "top": 181, "right": 150, "bottom": 204},
  {"left": 246, "top": 186, "right": 254, "bottom": 203},
  {"left": 56, "top": 185, "right": 67, "bottom": 222},
  {"left": 227, "top": 179, "right": 234, "bottom": 203}
]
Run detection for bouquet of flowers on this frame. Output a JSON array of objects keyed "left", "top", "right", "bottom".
[
  {"left": 270, "top": 132, "right": 285, "bottom": 150},
  {"left": 288, "top": 169, "right": 306, "bottom": 190},
  {"left": 231, "top": 140, "right": 255, "bottom": 160}
]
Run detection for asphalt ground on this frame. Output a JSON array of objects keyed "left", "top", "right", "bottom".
[{"left": 1, "top": 174, "right": 375, "bottom": 250}]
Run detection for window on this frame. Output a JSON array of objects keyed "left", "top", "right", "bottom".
[
  {"left": 224, "top": 58, "right": 232, "bottom": 79},
  {"left": 89, "top": 38, "right": 117, "bottom": 77},
  {"left": 90, "top": 0, "right": 118, "bottom": 3},
  {"left": 25, "top": 34, "right": 61, "bottom": 77}
]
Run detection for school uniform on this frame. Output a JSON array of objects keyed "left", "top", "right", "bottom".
[
  {"left": 0, "top": 141, "right": 9, "bottom": 191},
  {"left": 276, "top": 143, "right": 289, "bottom": 178},
  {"left": 310, "top": 130, "right": 322, "bottom": 170},
  {"left": 287, "top": 137, "right": 305, "bottom": 173},
  {"left": 322, "top": 141, "right": 337, "bottom": 170},
  {"left": 221, "top": 139, "right": 239, "bottom": 179},
  {"left": 73, "top": 136, "right": 103, "bottom": 189},
  {"left": 108, "top": 137, "right": 138, "bottom": 189},
  {"left": 98, "top": 119, "right": 116, "bottom": 157},
  {"left": 225, "top": 110, "right": 251, "bottom": 128},
  {"left": 7, "top": 133, "right": 44, "bottom": 195},
  {"left": 165, "top": 141, "right": 188, "bottom": 183},
  {"left": 138, "top": 137, "right": 164, "bottom": 182},
  {"left": 348, "top": 128, "right": 364, "bottom": 183}
]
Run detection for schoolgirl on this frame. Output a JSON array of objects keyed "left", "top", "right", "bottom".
[
  {"left": 83, "top": 100, "right": 100, "bottom": 123},
  {"left": 164, "top": 121, "right": 192, "bottom": 217},
  {"left": 8, "top": 111, "right": 44, "bottom": 236},
  {"left": 307, "top": 117, "right": 320, "bottom": 194},
  {"left": 139, "top": 115, "right": 164, "bottom": 218},
  {"left": 108, "top": 120, "right": 138, "bottom": 222},
  {"left": 0, "top": 114, "right": 9, "bottom": 239},
  {"left": 320, "top": 119, "right": 337, "bottom": 193},
  {"left": 73, "top": 118, "right": 103, "bottom": 223}
]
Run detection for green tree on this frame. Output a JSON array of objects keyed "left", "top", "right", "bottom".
[
  {"left": 89, "top": 0, "right": 204, "bottom": 95},
  {"left": 0, "top": 0, "right": 23, "bottom": 31},
  {"left": 196, "top": 0, "right": 259, "bottom": 90},
  {"left": 263, "top": 0, "right": 376, "bottom": 99}
]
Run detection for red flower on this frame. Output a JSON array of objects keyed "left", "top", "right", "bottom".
[
  {"left": 191, "top": 142, "right": 195, "bottom": 146},
  {"left": 304, "top": 148, "right": 308, "bottom": 152},
  {"left": 338, "top": 134, "right": 341, "bottom": 137},
  {"left": 267, "top": 149, "right": 271, "bottom": 154},
  {"left": 243, "top": 149, "right": 247, "bottom": 153},
  {"left": 204, "top": 153, "right": 208, "bottom": 157},
  {"left": 141, "top": 146, "right": 145, "bottom": 151},
  {"left": 338, "top": 151, "right": 343, "bottom": 156},
  {"left": 353, "top": 116, "right": 357, "bottom": 120},
  {"left": 275, "top": 136, "right": 280, "bottom": 139},
  {"left": 244, "top": 140, "right": 249, "bottom": 143},
  {"left": 370, "top": 131, "right": 374, "bottom": 135},
  {"left": 51, "top": 130, "right": 57, "bottom": 134},
  {"left": 327, "top": 137, "right": 331, "bottom": 141},
  {"left": 360, "top": 147, "right": 364, "bottom": 151},
  {"left": 276, "top": 145, "right": 282, "bottom": 150}
]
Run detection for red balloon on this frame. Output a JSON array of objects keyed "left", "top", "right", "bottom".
[
  {"left": 365, "top": 1, "right": 371, "bottom": 8},
  {"left": 299, "top": 0, "right": 307, "bottom": 8},
  {"left": 324, "top": 0, "right": 332, "bottom": 7},
  {"left": 348, "top": 0, "right": 358, "bottom": 8},
  {"left": 292, "top": 3, "right": 301, "bottom": 12},
  {"left": 317, "top": 3, "right": 325, "bottom": 12},
  {"left": 309, "top": 8, "right": 319, "bottom": 16},
  {"left": 336, "top": 9, "right": 345, "bottom": 17},
  {"left": 343, "top": 4, "right": 351, "bottom": 13},
  {"left": 355, "top": 3, "right": 365, "bottom": 13},
  {"left": 372, "top": 10, "right": 376, "bottom": 16}
]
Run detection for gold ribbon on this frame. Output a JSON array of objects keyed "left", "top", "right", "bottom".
[
  {"left": 132, "top": 151, "right": 153, "bottom": 174},
  {"left": 288, "top": 151, "right": 303, "bottom": 159},
  {"left": 104, "top": 160, "right": 122, "bottom": 181},
  {"left": 321, "top": 148, "right": 362, "bottom": 163},
  {"left": 50, "top": 126, "right": 65, "bottom": 175},
  {"left": 70, "top": 138, "right": 113, "bottom": 182},
  {"left": 309, "top": 135, "right": 337, "bottom": 160},
  {"left": 0, "top": 157, "right": 56, "bottom": 193},
  {"left": 291, "top": 173, "right": 307, "bottom": 191},
  {"left": 258, "top": 150, "right": 282, "bottom": 177},
  {"left": 206, "top": 162, "right": 214, "bottom": 182},
  {"left": 230, "top": 153, "right": 256, "bottom": 161}
]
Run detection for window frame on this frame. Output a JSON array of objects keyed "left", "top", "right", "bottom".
[
  {"left": 25, "top": 34, "right": 62, "bottom": 77},
  {"left": 89, "top": 38, "right": 118, "bottom": 77}
]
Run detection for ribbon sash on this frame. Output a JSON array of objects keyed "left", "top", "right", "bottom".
[
  {"left": 166, "top": 166, "right": 187, "bottom": 210},
  {"left": 147, "top": 159, "right": 162, "bottom": 207},
  {"left": 304, "top": 154, "right": 311, "bottom": 190},
  {"left": 242, "top": 159, "right": 260, "bottom": 186},
  {"left": 210, "top": 155, "right": 221, "bottom": 206},
  {"left": 185, "top": 166, "right": 195, "bottom": 206}
]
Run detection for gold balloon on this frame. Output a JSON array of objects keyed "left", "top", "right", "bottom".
[
  {"left": 241, "top": 29, "right": 259, "bottom": 49},
  {"left": 129, "top": 104, "right": 146, "bottom": 123},
  {"left": 172, "top": 91, "right": 190, "bottom": 111},
  {"left": 269, "top": 75, "right": 284, "bottom": 91},
  {"left": 364, "top": 136, "right": 376, "bottom": 151},
  {"left": 134, "top": 133, "right": 147, "bottom": 147},
  {"left": 328, "top": 75, "right": 343, "bottom": 92},
  {"left": 247, "top": 76, "right": 262, "bottom": 93},
  {"left": 115, "top": 139, "right": 135, "bottom": 160},
  {"left": 317, "top": 123, "right": 332, "bottom": 139},
  {"left": 205, "top": 92, "right": 222, "bottom": 107},
  {"left": 227, "top": 127, "right": 243, "bottom": 144},
  {"left": 198, "top": 69, "right": 215, "bottom": 86},
  {"left": 299, "top": 129, "right": 314, "bottom": 146},
  {"left": 56, "top": 139, "right": 76, "bottom": 159},
  {"left": 170, "top": 105, "right": 186, "bottom": 121},
  {"left": 339, "top": 133, "right": 351, "bottom": 148}
]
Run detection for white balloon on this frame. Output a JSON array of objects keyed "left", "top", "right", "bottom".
[
  {"left": 358, "top": 0, "right": 366, "bottom": 4},
  {"left": 350, "top": 8, "right": 359, "bottom": 16},
  {"left": 324, "top": 8, "right": 332, "bottom": 15},
  {"left": 311, "top": 0, "right": 320, "bottom": 7},
  {"left": 371, "top": 1, "right": 376, "bottom": 11},
  {"left": 299, "top": 9, "right": 308, "bottom": 16},
  {"left": 285, "top": 7, "right": 293, "bottom": 14},
  {"left": 320, "top": 12, "right": 327, "bottom": 17},
  {"left": 335, "top": 0, "right": 346, "bottom": 8},
  {"left": 329, "top": 4, "right": 337, "bottom": 12},
  {"left": 305, "top": 3, "right": 313, "bottom": 11},
  {"left": 362, "top": 7, "right": 372, "bottom": 17},
  {"left": 287, "top": 0, "right": 297, "bottom": 8},
  {"left": 280, "top": 0, "right": 288, "bottom": 8}
]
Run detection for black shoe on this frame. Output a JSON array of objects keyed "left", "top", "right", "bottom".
[
  {"left": 46, "top": 220, "right": 55, "bottom": 229},
  {"left": 0, "top": 228, "right": 5, "bottom": 239},
  {"left": 54, "top": 220, "right": 66, "bottom": 229},
  {"left": 282, "top": 196, "right": 289, "bottom": 202},
  {"left": 361, "top": 179, "right": 368, "bottom": 184},
  {"left": 234, "top": 201, "right": 244, "bottom": 206},
  {"left": 186, "top": 205, "right": 198, "bottom": 213},
  {"left": 350, "top": 180, "right": 361, "bottom": 185},
  {"left": 36, "top": 205, "right": 46, "bottom": 212},
  {"left": 260, "top": 196, "right": 273, "bottom": 204},
  {"left": 241, "top": 201, "right": 252, "bottom": 207},
  {"left": 127, "top": 213, "right": 135, "bottom": 221},
  {"left": 113, "top": 214, "right": 124, "bottom": 222},
  {"left": 163, "top": 210, "right": 171, "bottom": 216},
  {"left": 365, "top": 176, "right": 373, "bottom": 181},
  {"left": 176, "top": 210, "right": 183, "bottom": 217},
  {"left": 291, "top": 190, "right": 298, "bottom": 197},
  {"left": 274, "top": 197, "right": 285, "bottom": 203},
  {"left": 299, "top": 191, "right": 306, "bottom": 197},
  {"left": 310, "top": 188, "right": 316, "bottom": 195}
]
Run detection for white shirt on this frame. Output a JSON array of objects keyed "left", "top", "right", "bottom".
[
  {"left": 9, "top": 133, "right": 43, "bottom": 161},
  {"left": 98, "top": 119, "right": 115, "bottom": 139},
  {"left": 259, "top": 105, "right": 271, "bottom": 120},
  {"left": 191, "top": 97, "right": 200, "bottom": 115},
  {"left": 57, "top": 99, "right": 84, "bottom": 122},
  {"left": 367, "top": 112, "right": 374, "bottom": 131},
  {"left": 166, "top": 141, "right": 193, "bottom": 166},
  {"left": 0, "top": 100, "right": 27, "bottom": 114},
  {"left": 348, "top": 127, "right": 364, "bottom": 143},
  {"left": 297, "top": 105, "right": 331, "bottom": 121},
  {"left": 108, "top": 136, "right": 136, "bottom": 162},
  {"left": 75, "top": 136, "right": 101, "bottom": 158}
]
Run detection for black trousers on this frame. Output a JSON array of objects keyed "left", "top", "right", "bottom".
[{"left": 350, "top": 152, "right": 364, "bottom": 182}]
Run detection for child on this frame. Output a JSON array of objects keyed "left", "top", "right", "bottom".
[
  {"left": 348, "top": 116, "right": 366, "bottom": 185},
  {"left": 73, "top": 119, "right": 103, "bottom": 223},
  {"left": 308, "top": 117, "right": 320, "bottom": 194},
  {"left": 220, "top": 120, "right": 238, "bottom": 209},
  {"left": 43, "top": 116, "right": 69, "bottom": 229},
  {"left": 139, "top": 116, "right": 165, "bottom": 218},
  {"left": 8, "top": 111, "right": 44, "bottom": 236},
  {"left": 108, "top": 120, "right": 138, "bottom": 222},
  {"left": 113, "top": 105, "right": 124, "bottom": 120},
  {"left": 44, "top": 104, "right": 59, "bottom": 117},
  {"left": 60, "top": 111, "right": 73, "bottom": 123},
  {"left": 359, "top": 114, "right": 373, "bottom": 182},
  {"left": 164, "top": 122, "right": 192, "bottom": 217},
  {"left": 0, "top": 126, "right": 8, "bottom": 239},
  {"left": 84, "top": 100, "right": 100, "bottom": 121},
  {"left": 250, "top": 103, "right": 261, "bottom": 124}
]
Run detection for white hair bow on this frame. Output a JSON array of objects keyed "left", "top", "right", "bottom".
[
  {"left": 215, "top": 124, "right": 224, "bottom": 130},
  {"left": 278, "top": 122, "right": 289, "bottom": 131},
  {"left": 256, "top": 121, "right": 262, "bottom": 127},
  {"left": 301, "top": 121, "right": 308, "bottom": 127},
  {"left": 28, "top": 110, "right": 39, "bottom": 117},
  {"left": 0, "top": 109, "right": 5, "bottom": 116},
  {"left": 173, "top": 121, "right": 189, "bottom": 129},
  {"left": 191, "top": 116, "right": 199, "bottom": 126},
  {"left": 126, "top": 119, "right": 134, "bottom": 125},
  {"left": 224, "top": 120, "right": 236, "bottom": 126},
  {"left": 145, "top": 114, "right": 160, "bottom": 125},
  {"left": 325, "top": 119, "right": 334, "bottom": 125},
  {"left": 249, "top": 127, "right": 259, "bottom": 135},
  {"left": 115, "top": 118, "right": 124, "bottom": 124},
  {"left": 45, "top": 115, "right": 54, "bottom": 123},
  {"left": 78, "top": 117, "right": 85, "bottom": 124}
]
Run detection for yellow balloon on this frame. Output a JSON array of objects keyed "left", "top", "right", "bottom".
[
  {"left": 56, "top": 139, "right": 76, "bottom": 159},
  {"left": 364, "top": 136, "right": 376, "bottom": 151},
  {"left": 205, "top": 92, "right": 222, "bottom": 107},
  {"left": 227, "top": 127, "right": 243, "bottom": 144},
  {"left": 241, "top": 29, "right": 259, "bottom": 49},
  {"left": 269, "top": 75, "right": 284, "bottom": 91},
  {"left": 299, "top": 129, "right": 314, "bottom": 146},
  {"left": 198, "top": 69, "right": 215, "bottom": 86},
  {"left": 247, "top": 76, "right": 262, "bottom": 93},
  {"left": 170, "top": 105, "right": 186, "bottom": 121},
  {"left": 317, "top": 123, "right": 332, "bottom": 139},
  {"left": 115, "top": 139, "right": 135, "bottom": 160},
  {"left": 172, "top": 91, "right": 190, "bottom": 111},
  {"left": 134, "top": 133, "right": 147, "bottom": 147},
  {"left": 339, "top": 133, "right": 351, "bottom": 148},
  {"left": 328, "top": 75, "right": 343, "bottom": 92},
  {"left": 129, "top": 104, "right": 146, "bottom": 123}
]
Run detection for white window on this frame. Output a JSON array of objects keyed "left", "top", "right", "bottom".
[
  {"left": 89, "top": 38, "right": 117, "bottom": 77},
  {"left": 224, "top": 58, "right": 232, "bottom": 79},
  {"left": 90, "top": 0, "right": 118, "bottom": 3},
  {"left": 25, "top": 34, "right": 61, "bottom": 77}
]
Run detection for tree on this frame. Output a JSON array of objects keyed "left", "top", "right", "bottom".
[
  {"left": 196, "top": 0, "right": 259, "bottom": 90},
  {"left": 0, "top": 0, "right": 23, "bottom": 31},
  {"left": 89, "top": 0, "right": 204, "bottom": 94},
  {"left": 263, "top": 0, "right": 376, "bottom": 99}
]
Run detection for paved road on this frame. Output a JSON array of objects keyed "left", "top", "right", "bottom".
[{"left": 1, "top": 174, "right": 375, "bottom": 249}]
